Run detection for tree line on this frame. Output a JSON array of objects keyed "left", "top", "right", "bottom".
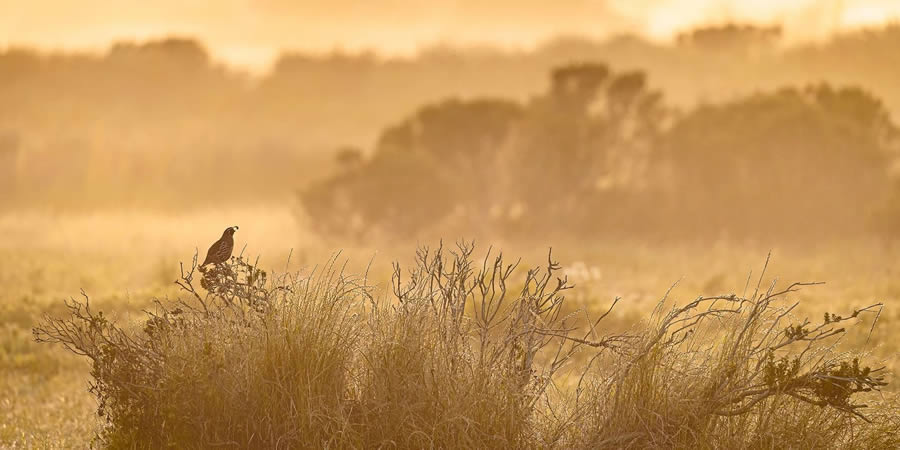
[
  {"left": 301, "top": 63, "right": 900, "bottom": 240},
  {"left": 2, "top": 24, "right": 900, "bottom": 217}
]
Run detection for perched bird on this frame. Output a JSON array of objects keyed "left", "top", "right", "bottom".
[{"left": 201, "top": 226, "right": 239, "bottom": 269}]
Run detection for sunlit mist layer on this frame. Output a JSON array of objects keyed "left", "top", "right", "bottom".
[{"left": 2, "top": 0, "right": 900, "bottom": 69}]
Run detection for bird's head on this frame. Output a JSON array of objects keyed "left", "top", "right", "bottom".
[{"left": 224, "top": 226, "right": 239, "bottom": 236}]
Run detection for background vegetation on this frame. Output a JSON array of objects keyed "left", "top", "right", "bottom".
[{"left": 3, "top": 24, "right": 900, "bottom": 219}]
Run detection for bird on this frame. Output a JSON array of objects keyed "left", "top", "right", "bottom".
[{"left": 201, "top": 226, "right": 239, "bottom": 269}]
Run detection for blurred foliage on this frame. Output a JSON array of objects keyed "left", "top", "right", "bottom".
[
  {"left": 5, "top": 24, "right": 900, "bottom": 212},
  {"left": 301, "top": 63, "right": 900, "bottom": 239},
  {"left": 664, "top": 85, "right": 899, "bottom": 237}
]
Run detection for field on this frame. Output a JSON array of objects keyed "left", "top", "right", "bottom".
[
  {"left": 6, "top": 6, "right": 900, "bottom": 448},
  {"left": 2, "top": 207, "right": 899, "bottom": 447}
]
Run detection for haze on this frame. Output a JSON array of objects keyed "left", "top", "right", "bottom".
[{"left": 2, "top": 0, "right": 900, "bottom": 70}]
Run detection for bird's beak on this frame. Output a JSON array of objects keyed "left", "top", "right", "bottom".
[{"left": 232, "top": 226, "right": 239, "bottom": 232}]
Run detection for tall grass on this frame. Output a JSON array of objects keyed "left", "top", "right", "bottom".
[
  {"left": 34, "top": 244, "right": 899, "bottom": 448},
  {"left": 568, "top": 266, "right": 897, "bottom": 448}
]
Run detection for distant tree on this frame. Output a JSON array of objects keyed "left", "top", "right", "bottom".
[
  {"left": 549, "top": 63, "right": 610, "bottom": 107},
  {"left": 676, "top": 24, "right": 782, "bottom": 55},
  {"left": 334, "top": 146, "right": 364, "bottom": 170},
  {"left": 0, "top": 49, "right": 41, "bottom": 86},
  {"left": 663, "top": 84, "right": 899, "bottom": 237},
  {"left": 301, "top": 98, "right": 522, "bottom": 237},
  {"left": 300, "top": 63, "right": 669, "bottom": 239},
  {"left": 508, "top": 64, "right": 666, "bottom": 233},
  {"left": 377, "top": 98, "right": 522, "bottom": 163},
  {"left": 108, "top": 37, "right": 210, "bottom": 68}
]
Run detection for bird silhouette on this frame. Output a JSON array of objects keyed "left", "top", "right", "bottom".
[{"left": 201, "top": 226, "right": 238, "bottom": 269}]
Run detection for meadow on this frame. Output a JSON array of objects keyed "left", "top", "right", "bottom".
[{"left": 2, "top": 207, "right": 898, "bottom": 447}]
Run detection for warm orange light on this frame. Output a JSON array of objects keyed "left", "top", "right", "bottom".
[{"left": 1, "top": 1, "right": 899, "bottom": 71}]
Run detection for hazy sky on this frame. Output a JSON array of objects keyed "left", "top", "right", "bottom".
[{"left": 2, "top": 0, "right": 899, "bottom": 70}]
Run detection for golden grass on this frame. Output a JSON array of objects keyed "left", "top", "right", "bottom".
[{"left": 2, "top": 208, "right": 900, "bottom": 447}]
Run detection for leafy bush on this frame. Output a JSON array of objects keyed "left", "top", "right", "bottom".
[{"left": 35, "top": 246, "right": 899, "bottom": 448}]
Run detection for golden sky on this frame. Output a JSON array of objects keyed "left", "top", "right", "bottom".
[{"left": 1, "top": 0, "right": 899, "bottom": 70}]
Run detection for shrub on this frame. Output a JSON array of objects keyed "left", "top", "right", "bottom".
[
  {"left": 35, "top": 246, "right": 899, "bottom": 448},
  {"left": 355, "top": 244, "right": 579, "bottom": 447},
  {"left": 34, "top": 254, "right": 367, "bottom": 447},
  {"left": 566, "top": 257, "right": 897, "bottom": 448}
]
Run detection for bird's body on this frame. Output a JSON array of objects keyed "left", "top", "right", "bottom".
[{"left": 202, "top": 226, "right": 239, "bottom": 268}]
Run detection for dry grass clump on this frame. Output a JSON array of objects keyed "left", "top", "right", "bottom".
[
  {"left": 34, "top": 254, "right": 367, "bottom": 448},
  {"left": 567, "top": 257, "right": 897, "bottom": 449},
  {"left": 355, "top": 245, "right": 581, "bottom": 448},
  {"left": 34, "top": 245, "right": 899, "bottom": 449}
]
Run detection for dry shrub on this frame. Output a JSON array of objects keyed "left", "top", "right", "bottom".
[
  {"left": 34, "top": 246, "right": 899, "bottom": 449},
  {"left": 355, "top": 244, "right": 580, "bottom": 448},
  {"left": 34, "top": 254, "right": 367, "bottom": 448},
  {"left": 568, "top": 256, "right": 898, "bottom": 449}
]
